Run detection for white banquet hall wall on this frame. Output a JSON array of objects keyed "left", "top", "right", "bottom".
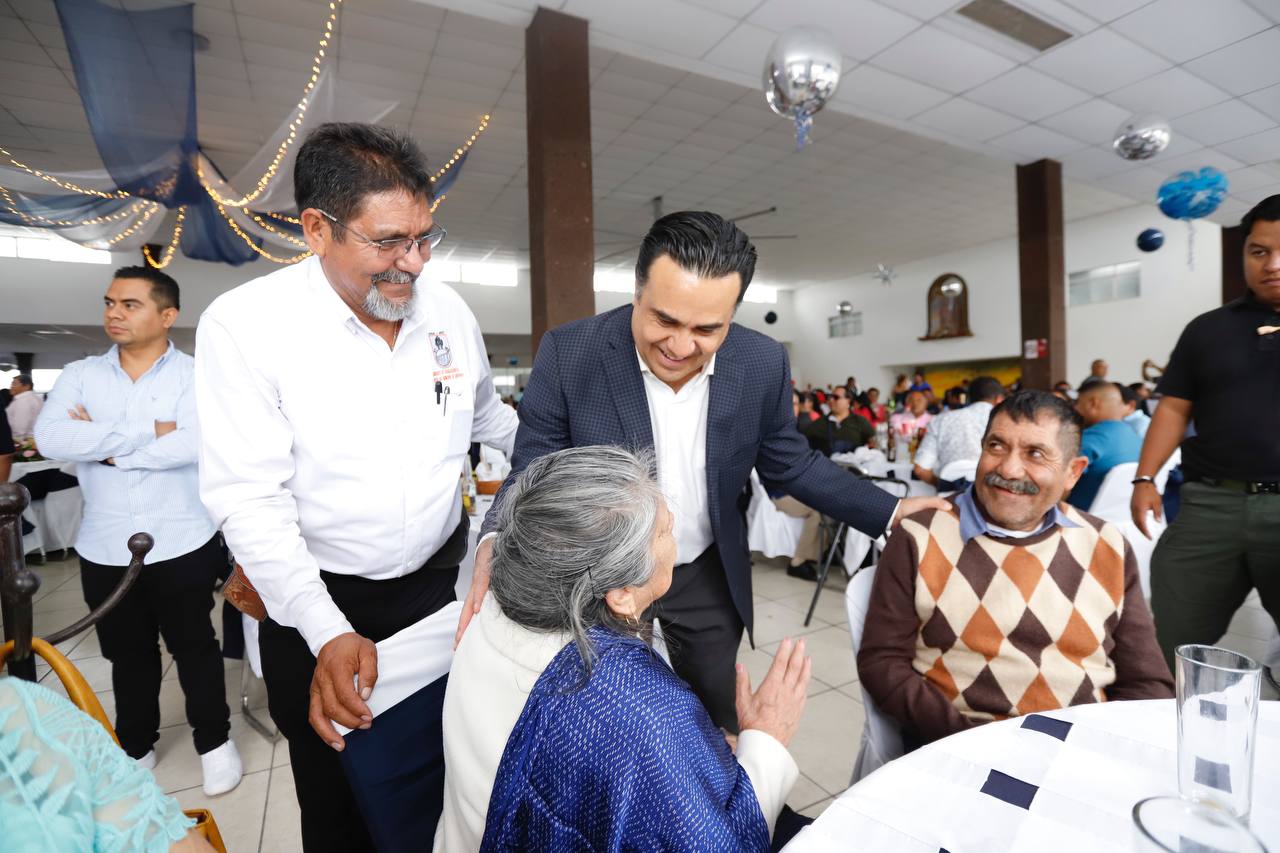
[{"left": 787, "top": 205, "right": 1223, "bottom": 391}]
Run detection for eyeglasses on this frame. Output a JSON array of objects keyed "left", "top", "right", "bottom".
[{"left": 318, "top": 210, "right": 446, "bottom": 258}]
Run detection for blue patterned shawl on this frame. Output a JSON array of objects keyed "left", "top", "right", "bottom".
[{"left": 480, "top": 627, "right": 770, "bottom": 852}]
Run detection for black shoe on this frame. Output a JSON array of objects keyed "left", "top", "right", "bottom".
[{"left": 786, "top": 561, "right": 819, "bottom": 582}]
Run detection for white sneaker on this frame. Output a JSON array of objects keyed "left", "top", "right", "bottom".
[
  {"left": 134, "top": 750, "right": 156, "bottom": 770},
  {"left": 200, "top": 740, "right": 243, "bottom": 797}
]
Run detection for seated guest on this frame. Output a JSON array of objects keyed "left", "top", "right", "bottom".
[
  {"left": 802, "top": 385, "right": 875, "bottom": 455},
  {"left": 795, "top": 389, "right": 820, "bottom": 430},
  {"left": 890, "top": 391, "right": 933, "bottom": 441},
  {"left": 1119, "top": 383, "right": 1151, "bottom": 439},
  {"left": 438, "top": 446, "right": 808, "bottom": 851},
  {"left": 1070, "top": 381, "right": 1143, "bottom": 509},
  {"left": 913, "top": 375, "right": 1005, "bottom": 489},
  {"left": 1051, "top": 380, "right": 1075, "bottom": 402},
  {"left": 1128, "top": 381, "right": 1152, "bottom": 413},
  {"left": 6, "top": 374, "right": 42, "bottom": 439},
  {"left": 853, "top": 387, "right": 888, "bottom": 426},
  {"left": 891, "top": 373, "right": 911, "bottom": 410},
  {"left": 907, "top": 371, "right": 935, "bottom": 404},
  {"left": 858, "top": 391, "right": 1173, "bottom": 747}
]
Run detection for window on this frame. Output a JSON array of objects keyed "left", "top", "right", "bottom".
[
  {"left": 0, "top": 223, "right": 112, "bottom": 265},
  {"left": 828, "top": 312, "right": 862, "bottom": 338},
  {"left": 1069, "top": 262, "right": 1141, "bottom": 306}
]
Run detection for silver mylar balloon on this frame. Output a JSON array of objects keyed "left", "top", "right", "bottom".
[
  {"left": 1113, "top": 113, "right": 1171, "bottom": 161},
  {"left": 837, "top": 300, "right": 854, "bottom": 314},
  {"left": 763, "top": 26, "right": 842, "bottom": 149}
]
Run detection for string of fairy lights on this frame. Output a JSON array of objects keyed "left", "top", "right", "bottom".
[{"left": 0, "top": 0, "right": 489, "bottom": 270}]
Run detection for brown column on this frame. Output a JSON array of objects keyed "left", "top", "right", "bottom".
[
  {"left": 525, "top": 7, "right": 594, "bottom": 356},
  {"left": 1221, "top": 224, "right": 1247, "bottom": 304},
  {"left": 1016, "top": 159, "right": 1066, "bottom": 390}
]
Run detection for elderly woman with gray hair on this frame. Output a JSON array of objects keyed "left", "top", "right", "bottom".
[{"left": 434, "top": 446, "right": 810, "bottom": 852}]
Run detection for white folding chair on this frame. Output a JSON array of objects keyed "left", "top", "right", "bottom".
[
  {"left": 937, "top": 459, "right": 978, "bottom": 496},
  {"left": 1087, "top": 462, "right": 1140, "bottom": 522},
  {"left": 745, "top": 469, "right": 804, "bottom": 560},
  {"left": 844, "top": 565, "right": 903, "bottom": 784}
]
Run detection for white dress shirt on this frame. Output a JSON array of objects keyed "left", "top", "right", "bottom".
[
  {"left": 196, "top": 256, "right": 518, "bottom": 655},
  {"left": 913, "top": 401, "right": 994, "bottom": 475},
  {"left": 33, "top": 344, "right": 216, "bottom": 565},
  {"left": 637, "top": 350, "right": 715, "bottom": 565},
  {"left": 434, "top": 596, "right": 798, "bottom": 851},
  {"left": 6, "top": 390, "right": 43, "bottom": 439}
]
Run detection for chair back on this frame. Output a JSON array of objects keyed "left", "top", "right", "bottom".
[
  {"left": 0, "top": 637, "right": 117, "bottom": 745},
  {"left": 745, "top": 469, "right": 804, "bottom": 560},
  {"left": 844, "top": 565, "right": 904, "bottom": 784},
  {"left": 937, "top": 458, "right": 978, "bottom": 485},
  {"left": 1087, "top": 461, "right": 1139, "bottom": 523}
]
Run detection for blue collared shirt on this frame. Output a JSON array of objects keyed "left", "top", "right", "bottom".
[
  {"left": 34, "top": 343, "right": 215, "bottom": 565},
  {"left": 953, "top": 485, "right": 1078, "bottom": 544}
]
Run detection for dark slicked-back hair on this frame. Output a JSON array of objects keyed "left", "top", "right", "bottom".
[
  {"left": 984, "top": 390, "right": 1085, "bottom": 458},
  {"left": 1242, "top": 194, "right": 1280, "bottom": 238},
  {"left": 635, "top": 211, "right": 757, "bottom": 303},
  {"left": 968, "top": 375, "right": 1004, "bottom": 404},
  {"left": 113, "top": 265, "right": 179, "bottom": 311},
  {"left": 294, "top": 123, "right": 433, "bottom": 240}
]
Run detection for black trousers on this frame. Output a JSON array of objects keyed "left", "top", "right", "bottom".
[
  {"left": 654, "top": 545, "right": 745, "bottom": 733},
  {"left": 80, "top": 534, "right": 230, "bottom": 759},
  {"left": 259, "top": 564, "right": 459, "bottom": 853}
]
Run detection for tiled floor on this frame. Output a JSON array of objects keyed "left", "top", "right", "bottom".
[{"left": 13, "top": 551, "right": 1280, "bottom": 851}]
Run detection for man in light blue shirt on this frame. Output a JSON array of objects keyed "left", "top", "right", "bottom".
[
  {"left": 1069, "top": 382, "right": 1142, "bottom": 510},
  {"left": 34, "top": 265, "right": 241, "bottom": 798}
]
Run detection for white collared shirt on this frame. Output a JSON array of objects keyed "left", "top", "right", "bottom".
[
  {"left": 33, "top": 343, "right": 216, "bottom": 564},
  {"left": 7, "top": 390, "right": 43, "bottom": 439},
  {"left": 913, "top": 401, "right": 994, "bottom": 474},
  {"left": 636, "top": 350, "right": 715, "bottom": 564},
  {"left": 196, "top": 256, "right": 518, "bottom": 655}
]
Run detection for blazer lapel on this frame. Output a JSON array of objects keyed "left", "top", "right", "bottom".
[{"left": 603, "top": 308, "right": 655, "bottom": 451}]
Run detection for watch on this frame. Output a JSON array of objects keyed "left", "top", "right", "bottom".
[{"left": 1131, "top": 475, "right": 1156, "bottom": 486}]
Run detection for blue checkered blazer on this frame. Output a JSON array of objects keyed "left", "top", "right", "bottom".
[{"left": 484, "top": 305, "right": 899, "bottom": 633}]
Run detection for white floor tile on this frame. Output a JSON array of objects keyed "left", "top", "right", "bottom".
[
  {"left": 31, "top": 586, "right": 89, "bottom": 615},
  {"left": 737, "top": 646, "right": 832, "bottom": 698},
  {"left": 787, "top": 774, "right": 830, "bottom": 811},
  {"left": 799, "top": 795, "right": 835, "bottom": 819},
  {"left": 772, "top": 587, "right": 849, "bottom": 628},
  {"left": 154, "top": 715, "right": 276, "bottom": 795},
  {"left": 786, "top": 690, "right": 865, "bottom": 795},
  {"left": 172, "top": 768, "right": 270, "bottom": 853},
  {"left": 750, "top": 600, "right": 830, "bottom": 647},
  {"left": 260, "top": 767, "right": 304, "bottom": 853}
]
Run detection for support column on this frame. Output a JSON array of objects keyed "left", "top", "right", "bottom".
[
  {"left": 15, "top": 353, "right": 33, "bottom": 376},
  {"left": 1016, "top": 159, "right": 1066, "bottom": 390},
  {"left": 525, "top": 7, "right": 594, "bottom": 356},
  {"left": 1221, "top": 224, "right": 1247, "bottom": 304}
]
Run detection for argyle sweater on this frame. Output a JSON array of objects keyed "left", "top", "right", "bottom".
[{"left": 858, "top": 502, "right": 1173, "bottom": 744}]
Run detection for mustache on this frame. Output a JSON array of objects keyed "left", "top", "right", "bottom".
[
  {"left": 984, "top": 471, "right": 1040, "bottom": 495},
  {"left": 371, "top": 270, "right": 415, "bottom": 286}
]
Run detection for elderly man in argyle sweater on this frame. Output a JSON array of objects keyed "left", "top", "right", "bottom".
[{"left": 859, "top": 391, "right": 1173, "bottom": 748}]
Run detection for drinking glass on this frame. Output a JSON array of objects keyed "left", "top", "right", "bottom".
[
  {"left": 1175, "top": 644, "right": 1263, "bottom": 821},
  {"left": 1132, "top": 796, "right": 1267, "bottom": 853}
]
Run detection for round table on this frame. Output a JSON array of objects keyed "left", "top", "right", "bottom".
[
  {"left": 784, "top": 699, "right": 1280, "bottom": 852},
  {"left": 9, "top": 459, "right": 82, "bottom": 555}
]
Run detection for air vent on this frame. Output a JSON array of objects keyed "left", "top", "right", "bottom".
[{"left": 957, "top": 0, "right": 1072, "bottom": 52}]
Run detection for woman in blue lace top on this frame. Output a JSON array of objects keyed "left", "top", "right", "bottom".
[{"left": 0, "top": 676, "right": 211, "bottom": 852}]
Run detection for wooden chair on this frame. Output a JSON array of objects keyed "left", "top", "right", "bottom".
[{"left": 0, "top": 482, "right": 226, "bottom": 852}]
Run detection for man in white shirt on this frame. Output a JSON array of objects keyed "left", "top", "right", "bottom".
[
  {"left": 913, "top": 375, "right": 1006, "bottom": 489},
  {"left": 196, "top": 123, "right": 517, "bottom": 853},
  {"left": 6, "top": 374, "right": 42, "bottom": 438},
  {"left": 34, "top": 266, "right": 241, "bottom": 797}
]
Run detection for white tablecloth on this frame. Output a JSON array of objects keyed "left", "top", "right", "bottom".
[
  {"left": 11, "top": 459, "right": 82, "bottom": 555},
  {"left": 785, "top": 699, "right": 1280, "bottom": 852}
]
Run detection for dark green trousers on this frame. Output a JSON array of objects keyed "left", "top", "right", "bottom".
[{"left": 1150, "top": 481, "right": 1280, "bottom": 670}]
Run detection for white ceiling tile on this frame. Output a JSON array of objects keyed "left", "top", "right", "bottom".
[
  {"left": 1099, "top": 163, "right": 1167, "bottom": 198},
  {"left": 966, "top": 66, "right": 1091, "bottom": 122},
  {"left": 562, "top": 0, "right": 738, "bottom": 60},
  {"left": 1001, "top": 0, "right": 1099, "bottom": 37},
  {"left": 1058, "top": 0, "right": 1152, "bottom": 23},
  {"left": 1110, "top": 0, "right": 1272, "bottom": 63},
  {"left": 1185, "top": 28, "right": 1280, "bottom": 96},
  {"left": 680, "top": 0, "right": 763, "bottom": 16},
  {"left": 828, "top": 63, "right": 950, "bottom": 120},
  {"left": 1155, "top": 147, "right": 1247, "bottom": 175},
  {"left": 912, "top": 97, "right": 1025, "bottom": 141},
  {"left": 1036, "top": 97, "right": 1132, "bottom": 145},
  {"left": 1217, "top": 126, "right": 1280, "bottom": 164},
  {"left": 701, "top": 22, "right": 776, "bottom": 77},
  {"left": 1174, "top": 99, "right": 1276, "bottom": 145},
  {"left": 1108, "top": 67, "right": 1231, "bottom": 119},
  {"left": 1243, "top": 82, "right": 1280, "bottom": 122},
  {"left": 987, "top": 124, "right": 1087, "bottom": 161},
  {"left": 748, "top": 0, "right": 920, "bottom": 61},
  {"left": 1031, "top": 28, "right": 1171, "bottom": 95},
  {"left": 880, "top": 0, "right": 958, "bottom": 19},
  {"left": 1058, "top": 144, "right": 1130, "bottom": 179},
  {"left": 1224, "top": 164, "right": 1280, "bottom": 191},
  {"left": 1242, "top": 0, "right": 1280, "bottom": 23},
  {"left": 871, "top": 25, "right": 1016, "bottom": 93}
]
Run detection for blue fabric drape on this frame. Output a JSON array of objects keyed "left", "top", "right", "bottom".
[{"left": 481, "top": 629, "right": 770, "bottom": 852}]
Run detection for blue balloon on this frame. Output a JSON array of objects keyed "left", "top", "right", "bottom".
[
  {"left": 1157, "top": 167, "right": 1228, "bottom": 220},
  {"left": 1137, "top": 228, "right": 1164, "bottom": 252}
]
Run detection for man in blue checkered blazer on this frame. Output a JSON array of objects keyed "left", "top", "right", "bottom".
[{"left": 462, "top": 211, "right": 950, "bottom": 730}]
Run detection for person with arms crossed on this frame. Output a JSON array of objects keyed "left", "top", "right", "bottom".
[
  {"left": 34, "top": 266, "right": 240, "bottom": 796},
  {"left": 196, "top": 123, "right": 517, "bottom": 852},
  {"left": 1132, "top": 194, "right": 1280, "bottom": 669},
  {"left": 457, "top": 211, "right": 949, "bottom": 732}
]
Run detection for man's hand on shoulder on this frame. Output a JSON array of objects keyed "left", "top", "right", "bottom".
[
  {"left": 308, "top": 631, "right": 378, "bottom": 751},
  {"left": 892, "top": 496, "right": 954, "bottom": 528},
  {"left": 454, "top": 536, "right": 493, "bottom": 648}
]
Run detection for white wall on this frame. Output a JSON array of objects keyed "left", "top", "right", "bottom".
[{"left": 788, "top": 205, "right": 1222, "bottom": 391}]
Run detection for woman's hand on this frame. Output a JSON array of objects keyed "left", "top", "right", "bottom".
[{"left": 734, "top": 637, "right": 811, "bottom": 747}]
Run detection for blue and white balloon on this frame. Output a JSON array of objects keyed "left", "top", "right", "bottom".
[{"left": 1157, "top": 168, "right": 1228, "bottom": 220}]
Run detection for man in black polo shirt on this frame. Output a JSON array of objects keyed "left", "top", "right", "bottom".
[
  {"left": 802, "top": 384, "right": 875, "bottom": 455},
  {"left": 1131, "top": 194, "right": 1280, "bottom": 668}
]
